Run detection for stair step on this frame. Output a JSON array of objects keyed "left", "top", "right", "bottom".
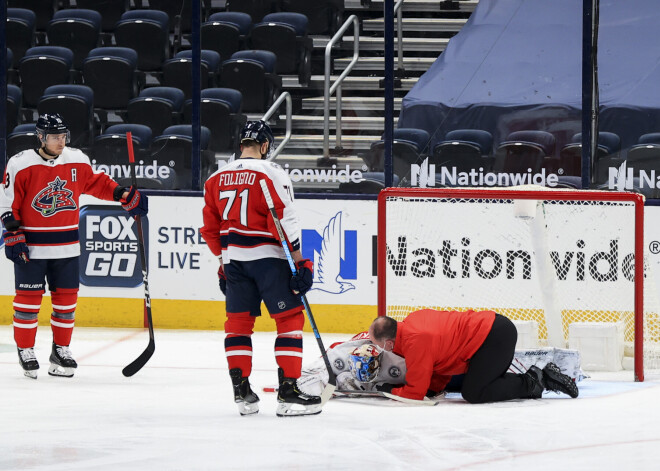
[
  {"left": 285, "top": 115, "right": 397, "bottom": 131},
  {"left": 334, "top": 56, "right": 435, "bottom": 72},
  {"left": 345, "top": 0, "right": 478, "bottom": 13},
  {"left": 301, "top": 96, "right": 402, "bottom": 112},
  {"left": 363, "top": 17, "right": 467, "bottom": 32},
  {"left": 282, "top": 134, "right": 379, "bottom": 151},
  {"left": 341, "top": 36, "right": 449, "bottom": 52},
  {"left": 283, "top": 75, "right": 418, "bottom": 91}
]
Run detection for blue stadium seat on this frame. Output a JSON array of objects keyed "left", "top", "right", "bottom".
[
  {"left": 38, "top": 85, "right": 95, "bottom": 149},
  {"left": 7, "top": 123, "right": 38, "bottom": 157},
  {"left": 432, "top": 129, "right": 494, "bottom": 172},
  {"left": 220, "top": 50, "right": 281, "bottom": 112},
  {"left": 162, "top": 50, "right": 221, "bottom": 100},
  {"left": 83, "top": 47, "right": 139, "bottom": 114},
  {"left": 625, "top": 133, "right": 660, "bottom": 189},
  {"left": 76, "top": 0, "right": 127, "bottom": 36},
  {"left": 92, "top": 124, "right": 152, "bottom": 167},
  {"left": 183, "top": 88, "right": 247, "bottom": 152},
  {"left": 495, "top": 130, "right": 556, "bottom": 174},
  {"left": 559, "top": 132, "right": 622, "bottom": 178},
  {"left": 7, "top": 8, "right": 37, "bottom": 62},
  {"left": 115, "top": 10, "right": 170, "bottom": 72},
  {"left": 47, "top": 9, "right": 103, "bottom": 70},
  {"left": 281, "top": 0, "right": 344, "bottom": 35},
  {"left": 225, "top": 0, "right": 275, "bottom": 23},
  {"left": 152, "top": 125, "right": 214, "bottom": 190},
  {"left": 251, "top": 12, "right": 312, "bottom": 84},
  {"left": 7, "top": 85, "right": 22, "bottom": 132},
  {"left": 365, "top": 128, "right": 431, "bottom": 181},
  {"left": 19, "top": 46, "right": 74, "bottom": 108},
  {"left": 202, "top": 12, "right": 252, "bottom": 61},
  {"left": 8, "top": 0, "right": 56, "bottom": 32},
  {"left": 127, "top": 87, "right": 186, "bottom": 137}
]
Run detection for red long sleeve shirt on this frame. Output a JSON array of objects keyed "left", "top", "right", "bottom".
[{"left": 391, "top": 309, "right": 496, "bottom": 400}]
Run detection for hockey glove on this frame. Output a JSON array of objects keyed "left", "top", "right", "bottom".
[
  {"left": 218, "top": 265, "right": 227, "bottom": 295},
  {"left": 4, "top": 231, "right": 29, "bottom": 264},
  {"left": 290, "top": 259, "right": 314, "bottom": 295},
  {"left": 376, "top": 383, "right": 395, "bottom": 394},
  {"left": 120, "top": 186, "right": 148, "bottom": 217}
]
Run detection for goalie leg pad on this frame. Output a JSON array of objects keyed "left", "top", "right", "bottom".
[
  {"left": 225, "top": 313, "right": 256, "bottom": 376},
  {"left": 273, "top": 311, "right": 304, "bottom": 379}
]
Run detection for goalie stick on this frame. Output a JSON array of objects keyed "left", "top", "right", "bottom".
[
  {"left": 332, "top": 390, "right": 444, "bottom": 406},
  {"left": 259, "top": 179, "right": 337, "bottom": 405},
  {"left": 121, "top": 131, "right": 155, "bottom": 377}
]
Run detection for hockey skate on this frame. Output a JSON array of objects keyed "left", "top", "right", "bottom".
[
  {"left": 276, "top": 368, "right": 322, "bottom": 417},
  {"left": 48, "top": 343, "right": 77, "bottom": 378},
  {"left": 526, "top": 363, "right": 578, "bottom": 399},
  {"left": 18, "top": 347, "right": 39, "bottom": 379},
  {"left": 230, "top": 368, "right": 260, "bottom": 416}
]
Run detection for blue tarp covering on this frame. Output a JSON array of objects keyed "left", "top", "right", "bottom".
[{"left": 398, "top": 0, "right": 660, "bottom": 154}]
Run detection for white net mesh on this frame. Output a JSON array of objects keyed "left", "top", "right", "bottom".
[{"left": 381, "top": 187, "right": 660, "bottom": 376}]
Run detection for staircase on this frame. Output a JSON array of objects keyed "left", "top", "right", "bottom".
[{"left": 250, "top": 0, "right": 477, "bottom": 192}]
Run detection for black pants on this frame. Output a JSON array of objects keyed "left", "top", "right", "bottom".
[{"left": 461, "top": 314, "right": 537, "bottom": 404}]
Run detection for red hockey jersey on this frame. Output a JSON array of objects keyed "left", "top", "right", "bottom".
[
  {"left": 201, "top": 157, "right": 300, "bottom": 262},
  {"left": 0, "top": 148, "right": 121, "bottom": 259}
]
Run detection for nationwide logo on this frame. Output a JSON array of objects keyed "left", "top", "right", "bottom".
[
  {"left": 283, "top": 164, "right": 364, "bottom": 184},
  {"left": 411, "top": 158, "right": 561, "bottom": 188},
  {"left": 31, "top": 176, "right": 76, "bottom": 216},
  {"left": 79, "top": 205, "right": 147, "bottom": 288},
  {"left": 302, "top": 211, "right": 357, "bottom": 294},
  {"left": 608, "top": 161, "right": 660, "bottom": 190},
  {"left": 387, "top": 236, "right": 635, "bottom": 282},
  {"left": 92, "top": 160, "right": 173, "bottom": 181}
]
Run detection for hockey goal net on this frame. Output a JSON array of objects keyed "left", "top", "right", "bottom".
[{"left": 377, "top": 186, "right": 660, "bottom": 381}]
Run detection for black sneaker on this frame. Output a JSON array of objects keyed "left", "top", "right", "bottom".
[
  {"left": 542, "top": 362, "right": 579, "bottom": 398},
  {"left": 524, "top": 365, "right": 545, "bottom": 399},
  {"left": 229, "top": 368, "right": 260, "bottom": 416},
  {"left": 48, "top": 343, "right": 77, "bottom": 377},
  {"left": 18, "top": 347, "right": 39, "bottom": 379},
  {"left": 276, "top": 368, "right": 322, "bottom": 417}
]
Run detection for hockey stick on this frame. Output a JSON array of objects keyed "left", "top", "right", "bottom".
[
  {"left": 122, "top": 132, "right": 155, "bottom": 377},
  {"left": 259, "top": 179, "right": 337, "bottom": 405},
  {"left": 333, "top": 389, "right": 444, "bottom": 406}
]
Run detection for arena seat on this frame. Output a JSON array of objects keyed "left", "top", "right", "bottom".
[
  {"left": 114, "top": 10, "right": 170, "bottom": 72},
  {"left": 7, "top": 8, "right": 36, "bottom": 62},
  {"left": 251, "top": 12, "right": 312, "bottom": 85},
  {"left": 127, "top": 87, "right": 185, "bottom": 138},
  {"left": 559, "top": 132, "right": 622, "bottom": 178},
  {"left": 280, "top": 0, "right": 344, "bottom": 35},
  {"left": 83, "top": 47, "right": 139, "bottom": 115},
  {"left": 162, "top": 50, "right": 221, "bottom": 100},
  {"left": 92, "top": 124, "right": 153, "bottom": 166},
  {"left": 151, "top": 125, "right": 213, "bottom": 190},
  {"left": 626, "top": 133, "right": 660, "bottom": 186},
  {"left": 7, "top": 124, "right": 38, "bottom": 158},
  {"left": 202, "top": 12, "right": 252, "bottom": 61},
  {"left": 432, "top": 129, "right": 494, "bottom": 173},
  {"left": 76, "top": 0, "right": 127, "bottom": 37},
  {"left": 38, "top": 85, "right": 95, "bottom": 149},
  {"left": 46, "top": 9, "right": 103, "bottom": 71},
  {"left": 8, "top": 0, "right": 55, "bottom": 32},
  {"left": 6, "top": 85, "right": 22, "bottom": 133},
  {"left": 365, "top": 128, "right": 431, "bottom": 181},
  {"left": 19, "top": 46, "right": 73, "bottom": 108},
  {"left": 220, "top": 50, "right": 281, "bottom": 113},
  {"left": 183, "top": 88, "right": 247, "bottom": 152},
  {"left": 225, "top": 0, "right": 275, "bottom": 23},
  {"left": 495, "top": 130, "right": 556, "bottom": 174}
]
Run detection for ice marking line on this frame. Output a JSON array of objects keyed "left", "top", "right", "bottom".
[
  {"left": 443, "top": 437, "right": 660, "bottom": 471},
  {"left": 77, "top": 329, "right": 145, "bottom": 362}
]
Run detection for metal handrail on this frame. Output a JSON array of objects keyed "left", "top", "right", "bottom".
[
  {"left": 324, "top": 15, "right": 360, "bottom": 158},
  {"left": 263, "top": 91, "right": 292, "bottom": 161},
  {"left": 394, "top": 0, "right": 405, "bottom": 72}
]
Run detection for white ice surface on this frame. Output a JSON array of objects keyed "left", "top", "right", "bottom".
[{"left": 1, "top": 326, "right": 659, "bottom": 471}]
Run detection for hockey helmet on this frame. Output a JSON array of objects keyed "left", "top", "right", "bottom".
[
  {"left": 36, "top": 113, "right": 70, "bottom": 144},
  {"left": 348, "top": 344, "right": 382, "bottom": 383},
  {"left": 240, "top": 120, "right": 274, "bottom": 158}
]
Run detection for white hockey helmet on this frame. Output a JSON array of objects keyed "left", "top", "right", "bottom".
[{"left": 348, "top": 344, "right": 381, "bottom": 383}]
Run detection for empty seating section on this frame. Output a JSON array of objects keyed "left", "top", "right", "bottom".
[
  {"left": 7, "top": 8, "right": 37, "bottom": 62},
  {"left": 162, "top": 49, "right": 221, "bottom": 99},
  {"left": 20, "top": 46, "right": 74, "bottom": 108},
  {"left": 127, "top": 87, "right": 185, "bottom": 138},
  {"left": 432, "top": 129, "right": 494, "bottom": 173},
  {"left": 83, "top": 47, "right": 138, "bottom": 113},
  {"left": 38, "top": 84, "right": 95, "bottom": 148},
  {"left": 114, "top": 10, "right": 170, "bottom": 72},
  {"left": 220, "top": 50, "right": 280, "bottom": 112},
  {"left": 202, "top": 12, "right": 252, "bottom": 61},
  {"left": 47, "top": 9, "right": 102, "bottom": 70}
]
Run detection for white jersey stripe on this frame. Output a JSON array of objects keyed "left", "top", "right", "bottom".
[
  {"left": 225, "top": 350, "right": 253, "bottom": 357},
  {"left": 220, "top": 228, "right": 274, "bottom": 237},
  {"left": 13, "top": 320, "right": 39, "bottom": 329},
  {"left": 13, "top": 302, "right": 41, "bottom": 310},
  {"left": 22, "top": 224, "right": 79, "bottom": 231},
  {"left": 276, "top": 330, "right": 304, "bottom": 337},
  {"left": 52, "top": 303, "right": 77, "bottom": 310},
  {"left": 274, "top": 351, "right": 304, "bottom": 358},
  {"left": 50, "top": 319, "right": 75, "bottom": 328}
]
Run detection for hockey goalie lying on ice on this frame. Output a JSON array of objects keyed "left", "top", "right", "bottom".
[{"left": 297, "top": 332, "right": 585, "bottom": 401}]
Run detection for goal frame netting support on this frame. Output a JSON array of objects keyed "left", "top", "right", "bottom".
[{"left": 377, "top": 187, "right": 648, "bottom": 381}]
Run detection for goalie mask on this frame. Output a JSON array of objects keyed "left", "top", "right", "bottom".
[{"left": 349, "top": 344, "right": 381, "bottom": 383}]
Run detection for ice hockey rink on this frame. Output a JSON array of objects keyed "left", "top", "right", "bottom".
[{"left": 1, "top": 326, "right": 659, "bottom": 471}]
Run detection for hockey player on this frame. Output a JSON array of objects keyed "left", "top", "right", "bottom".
[
  {"left": 1, "top": 113, "right": 148, "bottom": 379},
  {"left": 200, "top": 120, "right": 321, "bottom": 417},
  {"left": 369, "top": 311, "right": 579, "bottom": 403}
]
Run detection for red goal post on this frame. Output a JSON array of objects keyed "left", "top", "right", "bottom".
[{"left": 377, "top": 186, "right": 659, "bottom": 381}]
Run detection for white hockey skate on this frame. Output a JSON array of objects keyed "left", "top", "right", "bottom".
[
  {"left": 48, "top": 343, "right": 77, "bottom": 378},
  {"left": 230, "top": 368, "right": 260, "bottom": 416},
  {"left": 18, "top": 347, "right": 39, "bottom": 379},
  {"left": 276, "top": 369, "right": 322, "bottom": 417}
]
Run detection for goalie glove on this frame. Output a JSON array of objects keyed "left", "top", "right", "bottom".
[{"left": 290, "top": 259, "right": 313, "bottom": 295}]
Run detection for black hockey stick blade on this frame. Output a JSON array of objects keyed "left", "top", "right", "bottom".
[{"left": 122, "top": 338, "right": 155, "bottom": 377}]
